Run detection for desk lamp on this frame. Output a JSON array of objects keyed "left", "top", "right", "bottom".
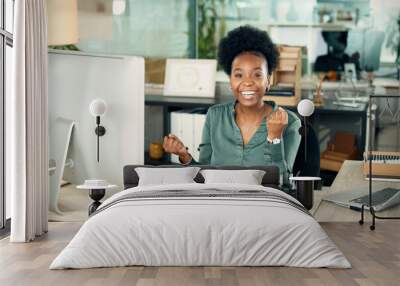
[{"left": 89, "top": 99, "right": 107, "bottom": 162}]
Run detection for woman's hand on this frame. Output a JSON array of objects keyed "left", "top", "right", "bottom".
[
  {"left": 266, "top": 107, "right": 288, "bottom": 139},
  {"left": 163, "top": 134, "right": 192, "bottom": 163}
]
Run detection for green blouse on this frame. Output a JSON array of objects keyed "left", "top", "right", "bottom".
[{"left": 195, "top": 100, "right": 302, "bottom": 182}]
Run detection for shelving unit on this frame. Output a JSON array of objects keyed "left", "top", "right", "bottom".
[{"left": 264, "top": 45, "right": 302, "bottom": 106}]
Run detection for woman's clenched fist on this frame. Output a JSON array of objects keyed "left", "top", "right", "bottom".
[
  {"left": 163, "top": 134, "right": 192, "bottom": 164},
  {"left": 266, "top": 107, "right": 288, "bottom": 139}
]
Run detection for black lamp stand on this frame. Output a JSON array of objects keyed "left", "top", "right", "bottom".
[
  {"left": 94, "top": 115, "right": 106, "bottom": 162},
  {"left": 303, "top": 117, "right": 308, "bottom": 162},
  {"left": 298, "top": 116, "right": 309, "bottom": 163}
]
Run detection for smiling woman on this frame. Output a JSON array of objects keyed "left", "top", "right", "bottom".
[{"left": 163, "top": 25, "right": 301, "bottom": 187}]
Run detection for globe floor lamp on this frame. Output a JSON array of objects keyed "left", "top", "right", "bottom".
[
  {"left": 297, "top": 99, "right": 315, "bottom": 162},
  {"left": 289, "top": 99, "right": 321, "bottom": 210}
]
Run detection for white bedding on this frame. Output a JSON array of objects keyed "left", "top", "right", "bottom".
[{"left": 50, "top": 183, "right": 351, "bottom": 269}]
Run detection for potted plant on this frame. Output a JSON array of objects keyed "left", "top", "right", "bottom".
[{"left": 197, "top": 0, "right": 226, "bottom": 59}]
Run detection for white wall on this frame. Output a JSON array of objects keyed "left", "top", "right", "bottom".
[{"left": 48, "top": 50, "right": 144, "bottom": 188}]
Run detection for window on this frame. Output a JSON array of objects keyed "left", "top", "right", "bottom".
[
  {"left": 0, "top": 0, "right": 13, "bottom": 232},
  {"left": 77, "top": 0, "right": 196, "bottom": 58}
]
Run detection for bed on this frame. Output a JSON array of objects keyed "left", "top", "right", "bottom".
[{"left": 50, "top": 165, "right": 350, "bottom": 269}]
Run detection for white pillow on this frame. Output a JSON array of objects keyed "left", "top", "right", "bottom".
[
  {"left": 135, "top": 167, "right": 200, "bottom": 186},
  {"left": 200, "top": 169, "right": 266, "bottom": 185}
]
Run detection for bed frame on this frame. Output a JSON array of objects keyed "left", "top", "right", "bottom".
[{"left": 123, "top": 165, "right": 280, "bottom": 190}]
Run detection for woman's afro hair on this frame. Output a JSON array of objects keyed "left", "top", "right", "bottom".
[{"left": 217, "top": 25, "right": 278, "bottom": 75}]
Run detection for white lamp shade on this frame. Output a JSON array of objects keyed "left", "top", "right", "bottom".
[
  {"left": 297, "top": 99, "right": 315, "bottom": 117},
  {"left": 47, "top": 0, "right": 79, "bottom": 45},
  {"left": 89, "top": 99, "right": 107, "bottom": 117}
]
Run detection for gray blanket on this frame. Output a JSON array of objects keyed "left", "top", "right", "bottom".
[{"left": 91, "top": 189, "right": 310, "bottom": 217}]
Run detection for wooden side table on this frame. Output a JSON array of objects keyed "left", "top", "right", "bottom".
[{"left": 77, "top": 183, "right": 117, "bottom": 215}]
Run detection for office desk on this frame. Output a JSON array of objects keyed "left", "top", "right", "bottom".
[{"left": 145, "top": 93, "right": 368, "bottom": 153}]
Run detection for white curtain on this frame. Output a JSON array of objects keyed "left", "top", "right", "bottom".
[{"left": 8, "top": 0, "right": 49, "bottom": 242}]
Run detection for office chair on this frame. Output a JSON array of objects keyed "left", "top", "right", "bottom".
[{"left": 292, "top": 120, "right": 320, "bottom": 177}]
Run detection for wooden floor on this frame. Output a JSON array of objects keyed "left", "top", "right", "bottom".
[{"left": 0, "top": 222, "right": 399, "bottom": 286}]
